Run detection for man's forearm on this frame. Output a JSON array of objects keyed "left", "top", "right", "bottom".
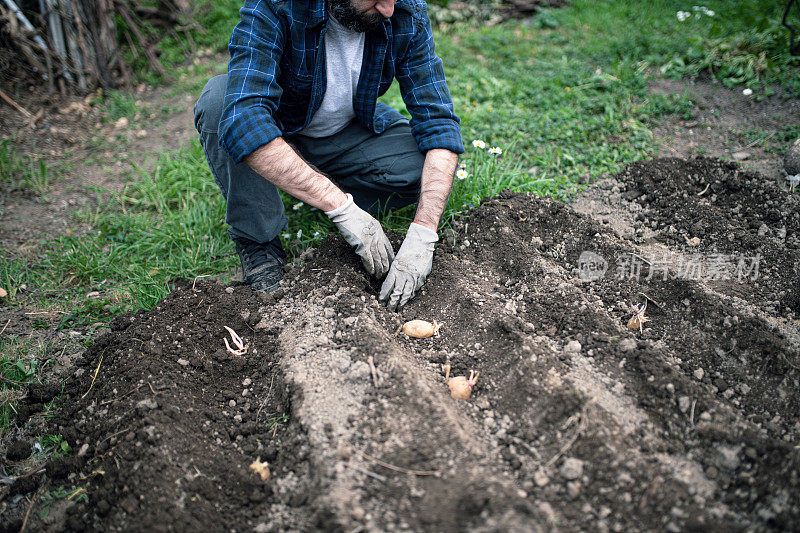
[
  {"left": 413, "top": 148, "right": 459, "bottom": 231},
  {"left": 244, "top": 137, "right": 348, "bottom": 212}
]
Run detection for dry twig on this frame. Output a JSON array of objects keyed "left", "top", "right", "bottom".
[
  {"left": 81, "top": 354, "right": 103, "bottom": 399},
  {"left": 354, "top": 448, "right": 440, "bottom": 477},
  {"left": 544, "top": 412, "right": 587, "bottom": 470},
  {"left": 0, "top": 87, "right": 32, "bottom": 117}
]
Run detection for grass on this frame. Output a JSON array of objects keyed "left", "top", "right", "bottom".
[
  {"left": 3, "top": 0, "right": 791, "bottom": 315},
  {"left": 0, "top": 335, "right": 55, "bottom": 435},
  {"left": 737, "top": 124, "right": 800, "bottom": 155},
  {"left": 0, "top": 138, "right": 57, "bottom": 196}
]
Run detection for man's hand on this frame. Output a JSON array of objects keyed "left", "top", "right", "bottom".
[
  {"left": 379, "top": 223, "right": 438, "bottom": 311},
  {"left": 326, "top": 193, "right": 394, "bottom": 277}
]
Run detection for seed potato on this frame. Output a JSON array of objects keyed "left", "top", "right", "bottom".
[{"left": 402, "top": 319, "right": 441, "bottom": 339}]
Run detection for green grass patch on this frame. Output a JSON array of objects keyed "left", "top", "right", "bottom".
[
  {"left": 0, "top": 138, "right": 57, "bottom": 195},
  {"left": 0, "top": 336, "right": 54, "bottom": 434},
  {"left": 737, "top": 124, "right": 800, "bottom": 155}
]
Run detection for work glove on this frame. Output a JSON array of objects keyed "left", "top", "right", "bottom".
[
  {"left": 325, "top": 193, "right": 394, "bottom": 278},
  {"left": 379, "top": 223, "right": 438, "bottom": 311}
]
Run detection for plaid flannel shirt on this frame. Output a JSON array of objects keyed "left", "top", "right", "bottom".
[{"left": 219, "top": 0, "right": 464, "bottom": 163}]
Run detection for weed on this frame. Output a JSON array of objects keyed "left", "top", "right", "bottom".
[
  {"left": 38, "top": 486, "right": 88, "bottom": 519},
  {"left": 38, "top": 434, "right": 72, "bottom": 457},
  {"left": 97, "top": 90, "right": 141, "bottom": 123},
  {"left": 0, "top": 139, "right": 56, "bottom": 195},
  {"left": 0, "top": 336, "right": 49, "bottom": 434}
]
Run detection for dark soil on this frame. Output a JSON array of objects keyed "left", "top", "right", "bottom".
[
  {"left": 617, "top": 157, "right": 800, "bottom": 313},
  {"left": 2, "top": 158, "right": 799, "bottom": 531}
]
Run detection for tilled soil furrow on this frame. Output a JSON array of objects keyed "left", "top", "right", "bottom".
[
  {"left": 5, "top": 157, "right": 799, "bottom": 532},
  {"left": 261, "top": 258, "right": 544, "bottom": 532}
]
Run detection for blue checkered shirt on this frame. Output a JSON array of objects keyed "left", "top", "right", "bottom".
[{"left": 219, "top": 0, "right": 464, "bottom": 163}]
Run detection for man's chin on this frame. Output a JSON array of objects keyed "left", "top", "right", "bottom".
[
  {"left": 359, "top": 13, "right": 386, "bottom": 31},
  {"left": 330, "top": 0, "right": 387, "bottom": 32}
]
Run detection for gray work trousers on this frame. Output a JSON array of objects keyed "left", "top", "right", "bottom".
[{"left": 193, "top": 74, "right": 424, "bottom": 244}]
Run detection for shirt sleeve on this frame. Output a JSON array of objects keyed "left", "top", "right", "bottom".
[
  {"left": 219, "top": 0, "right": 286, "bottom": 164},
  {"left": 395, "top": 6, "right": 464, "bottom": 155}
]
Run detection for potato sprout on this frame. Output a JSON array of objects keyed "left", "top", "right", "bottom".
[
  {"left": 249, "top": 457, "right": 270, "bottom": 481},
  {"left": 627, "top": 302, "right": 648, "bottom": 334},
  {"left": 443, "top": 364, "right": 480, "bottom": 400}
]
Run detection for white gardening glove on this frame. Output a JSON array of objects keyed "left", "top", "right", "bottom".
[
  {"left": 325, "top": 193, "right": 394, "bottom": 277},
  {"left": 379, "top": 223, "right": 438, "bottom": 311}
]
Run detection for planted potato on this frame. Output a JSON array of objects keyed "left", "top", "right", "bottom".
[
  {"left": 402, "top": 319, "right": 441, "bottom": 339},
  {"left": 443, "top": 364, "right": 480, "bottom": 400}
]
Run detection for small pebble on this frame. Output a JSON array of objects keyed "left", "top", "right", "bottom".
[
  {"left": 178, "top": 358, "right": 189, "bottom": 367},
  {"left": 560, "top": 457, "right": 584, "bottom": 480},
  {"left": 693, "top": 368, "right": 705, "bottom": 380},
  {"left": 565, "top": 340, "right": 582, "bottom": 353},
  {"left": 136, "top": 398, "right": 158, "bottom": 410},
  {"left": 678, "top": 396, "right": 691, "bottom": 413},
  {"left": 619, "top": 338, "right": 637, "bottom": 352}
]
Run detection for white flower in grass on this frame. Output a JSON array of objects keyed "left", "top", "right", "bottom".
[
  {"left": 488, "top": 147, "right": 503, "bottom": 155},
  {"left": 293, "top": 202, "right": 303, "bottom": 210},
  {"left": 676, "top": 11, "right": 690, "bottom": 21},
  {"left": 313, "top": 231, "right": 321, "bottom": 238},
  {"left": 282, "top": 233, "right": 291, "bottom": 239},
  {"left": 296, "top": 229, "right": 303, "bottom": 239},
  {"left": 456, "top": 169, "right": 469, "bottom": 180},
  {"left": 472, "top": 139, "right": 486, "bottom": 149},
  {"left": 742, "top": 88, "right": 753, "bottom": 96}
]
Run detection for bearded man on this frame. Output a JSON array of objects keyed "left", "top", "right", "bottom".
[{"left": 193, "top": 0, "right": 463, "bottom": 311}]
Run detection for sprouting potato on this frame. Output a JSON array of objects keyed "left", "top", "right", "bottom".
[
  {"left": 249, "top": 457, "right": 270, "bottom": 481},
  {"left": 627, "top": 301, "right": 649, "bottom": 334},
  {"left": 443, "top": 364, "right": 480, "bottom": 400},
  {"left": 401, "top": 319, "right": 441, "bottom": 339}
]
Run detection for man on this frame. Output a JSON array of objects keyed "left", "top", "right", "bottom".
[{"left": 193, "top": 0, "right": 463, "bottom": 311}]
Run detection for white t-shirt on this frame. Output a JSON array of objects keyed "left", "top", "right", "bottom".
[{"left": 299, "top": 16, "right": 365, "bottom": 138}]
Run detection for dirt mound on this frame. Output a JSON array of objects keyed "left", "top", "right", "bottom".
[
  {"left": 613, "top": 157, "right": 800, "bottom": 313},
  {"left": 4, "top": 158, "right": 800, "bottom": 531}
]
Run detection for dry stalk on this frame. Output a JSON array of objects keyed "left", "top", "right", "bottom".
[
  {"left": 544, "top": 411, "right": 587, "bottom": 470},
  {"left": 81, "top": 354, "right": 103, "bottom": 399},
  {"left": 354, "top": 448, "right": 440, "bottom": 477}
]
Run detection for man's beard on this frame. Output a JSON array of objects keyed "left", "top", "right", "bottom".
[{"left": 328, "top": 0, "right": 386, "bottom": 32}]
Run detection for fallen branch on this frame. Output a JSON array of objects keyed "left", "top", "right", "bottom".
[
  {"left": 0, "top": 87, "right": 33, "bottom": 118},
  {"left": 117, "top": 3, "right": 167, "bottom": 77}
]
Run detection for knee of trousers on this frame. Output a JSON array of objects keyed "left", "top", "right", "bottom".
[
  {"left": 383, "top": 151, "right": 425, "bottom": 192},
  {"left": 193, "top": 74, "right": 228, "bottom": 135}
]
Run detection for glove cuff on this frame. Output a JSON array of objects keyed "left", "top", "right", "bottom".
[
  {"left": 408, "top": 222, "right": 439, "bottom": 244},
  {"left": 324, "top": 193, "right": 354, "bottom": 219}
]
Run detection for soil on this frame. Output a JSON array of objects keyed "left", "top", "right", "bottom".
[
  {"left": 0, "top": 82, "right": 202, "bottom": 255},
  {"left": 649, "top": 76, "right": 800, "bottom": 181},
  {"left": 3, "top": 153, "right": 799, "bottom": 531}
]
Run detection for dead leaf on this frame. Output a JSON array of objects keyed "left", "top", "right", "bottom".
[{"left": 0, "top": 287, "right": 7, "bottom": 298}]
